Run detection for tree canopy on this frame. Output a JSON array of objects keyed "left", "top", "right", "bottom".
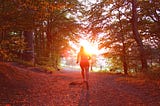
[{"left": 0, "top": 0, "right": 159, "bottom": 73}]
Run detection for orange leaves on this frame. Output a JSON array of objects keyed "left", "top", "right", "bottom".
[
  {"left": 0, "top": 36, "right": 26, "bottom": 61},
  {"left": 116, "top": 76, "right": 146, "bottom": 86}
]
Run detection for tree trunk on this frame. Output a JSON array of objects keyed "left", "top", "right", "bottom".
[
  {"left": 41, "top": 32, "right": 45, "bottom": 56},
  {"left": 0, "top": 29, "right": 6, "bottom": 61},
  {"left": 46, "top": 21, "right": 52, "bottom": 58},
  {"left": 118, "top": 9, "right": 128, "bottom": 75},
  {"left": 122, "top": 45, "right": 128, "bottom": 74},
  {"left": 23, "top": 31, "right": 34, "bottom": 63},
  {"left": 131, "top": 0, "right": 148, "bottom": 72}
]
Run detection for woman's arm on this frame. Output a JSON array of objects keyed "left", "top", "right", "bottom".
[
  {"left": 88, "top": 55, "right": 91, "bottom": 60},
  {"left": 76, "top": 52, "right": 80, "bottom": 63}
]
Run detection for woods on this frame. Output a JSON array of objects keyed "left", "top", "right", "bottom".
[
  {"left": 0, "top": 0, "right": 81, "bottom": 69},
  {"left": 0, "top": 1, "right": 160, "bottom": 105},
  {"left": 85, "top": 0, "right": 160, "bottom": 74},
  {"left": 0, "top": 0, "right": 159, "bottom": 74}
]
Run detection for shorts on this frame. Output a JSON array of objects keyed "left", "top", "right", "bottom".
[{"left": 80, "top": 61, "right": 89, "bottom": 68}]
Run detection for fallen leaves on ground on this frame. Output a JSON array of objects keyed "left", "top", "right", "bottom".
[{"left": 0, "top": 62, "right": 160, "bottom": 106}]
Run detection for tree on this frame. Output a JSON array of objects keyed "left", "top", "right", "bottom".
[
  {"left": 86, "top": 0, "right": 132, "bottom": 74},
  {"left": 0, "top": 0, "right": 81, "bottom": 69},
  {"left": 131, "top": 0, "right": 148, "bottom": 72},
  {"left": 138, "top": 0, "right": 160, "bottom": 65}
]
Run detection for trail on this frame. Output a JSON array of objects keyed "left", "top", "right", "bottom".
[{"left": 0, "top": 63, "right": 160, "bottom": 106}]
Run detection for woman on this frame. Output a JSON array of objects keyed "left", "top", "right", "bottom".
[{"left": 77, "top": 46, "right": 91, "bottom": 83}]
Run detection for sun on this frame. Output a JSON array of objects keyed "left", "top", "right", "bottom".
[{"left": 79, "top": 39, "right": 99, "bottom": 55}]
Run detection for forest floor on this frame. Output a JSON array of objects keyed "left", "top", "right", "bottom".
[{"left": 0, "top": 62, "right": 160, "bottom": 106}]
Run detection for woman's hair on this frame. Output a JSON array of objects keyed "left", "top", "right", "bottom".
[{"left": 80, "top": 46, "right": 84, "bottom": 52}]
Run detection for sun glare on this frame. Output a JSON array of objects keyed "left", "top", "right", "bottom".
[{"left": 79, "top": 39, "right": 99, "bottom": 55}]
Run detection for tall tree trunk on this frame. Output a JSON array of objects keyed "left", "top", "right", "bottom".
[
  {"left": 0, "top": 29, "right": 6, "bottom": 61},
  {"left": 23, "top": 31, "right": 34, "bottom": 63},
  {"left": 118, "top": 9, "right": 128, "bottom": 75},
  {"left": 46, "top": 21, "right": 52, "bottom": 58},
  {"left": 131, "top": 0, "right": 148, "bottom": 72},
  {"left": 122, "top": 42, "right": 128, "bottom": 74},
  {"left": 41, "top": 32, "right": 45, "bottom": 56},
  {"left": 121, "top": 29, "right": 128, "bottom": 75}
]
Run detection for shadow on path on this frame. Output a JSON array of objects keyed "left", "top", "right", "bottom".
[{"left": 78, "top": 82, "right": 90, "bottom": 106}]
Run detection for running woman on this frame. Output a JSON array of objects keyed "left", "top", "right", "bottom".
[{"left": 77, "top": 46, "right": 91, "bottom": 83}]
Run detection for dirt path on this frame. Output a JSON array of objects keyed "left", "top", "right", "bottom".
[{"left": 0, "top": 64, "right": 160, "bottom": 106}]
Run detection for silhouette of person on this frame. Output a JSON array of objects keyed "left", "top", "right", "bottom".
[{"left": 77, "top": 46, "right": 91, "bottom": 83}]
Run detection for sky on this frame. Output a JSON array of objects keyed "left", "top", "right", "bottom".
[{"left": 78, "top": 0, "right": 101, "bottom": 6}]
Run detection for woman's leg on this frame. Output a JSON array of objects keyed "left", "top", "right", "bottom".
[
  {"left": 80, "top": 65, "right": 85, "bottom": 82},
  {"left": 85, "top": 66, "right": 89, "bottom": 90},
  {"left": 85, "top": 66, "right": 89, "bottom": 82}
]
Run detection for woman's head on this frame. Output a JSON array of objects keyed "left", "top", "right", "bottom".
[{"left": 80, "top": 46, "right": 84, "bottom": 52}]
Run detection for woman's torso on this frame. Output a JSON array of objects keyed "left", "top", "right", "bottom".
[{"left": 80, "top": 52, "right": 89, "bottom": 63}]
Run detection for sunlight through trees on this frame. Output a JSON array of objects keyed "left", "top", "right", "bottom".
[{"left": 0, "top": 0, "right": 159, "bottom": 74}]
